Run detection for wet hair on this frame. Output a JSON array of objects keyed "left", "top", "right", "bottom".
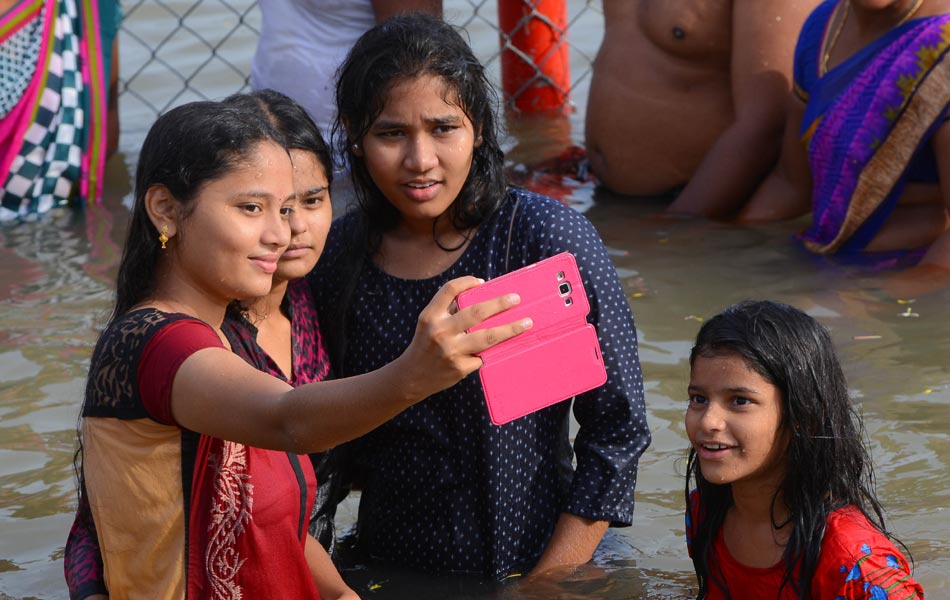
[
  {"left": 325, "top": 12, "right": 507, "bottom": 370},
  {"left": 224, "top": 89, "right": 334, "bottom": 187},
  {"left": 110, "top": 99, "right": 285, "bottom": 322},
  {"left": 334, "top": 11, "right": 506, "bottom": 242},
  {"left": 684, "top": 300, "right": 889, "bottom": 599},
  {"left": 76, "top": 98, "right": 285, "bottom": 523}
]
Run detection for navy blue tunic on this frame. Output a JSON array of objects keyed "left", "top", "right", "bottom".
[{"left": 309, "top": 188, "right": 650, "bottom": 578}]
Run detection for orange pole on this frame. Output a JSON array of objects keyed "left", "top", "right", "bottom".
[{"left": 498, "top": 0, "right": 570, "bottom": 113}]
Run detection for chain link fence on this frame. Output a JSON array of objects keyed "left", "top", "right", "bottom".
[{"left": 117, "top": 0, "right": 603, "bottom": 149}]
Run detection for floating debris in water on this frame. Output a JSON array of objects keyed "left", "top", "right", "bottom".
[
  {"left": 684, "top": 315, "right": 704, "bottom": 322},
  {"left": 897, "top": 298, "right": 916, "bottom": 305},
  {"left": 623, "top": 276, "right": 652, "bottom": 299},
  {"left": 897, "top": 306, "right": 919, "bottom": 318},
  {"left": 853, "top": 335, "right": 883, "bottom": 340}
]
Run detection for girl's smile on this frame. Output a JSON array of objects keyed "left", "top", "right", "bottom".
[
  {"left": 249, "top": 253, "right": 281, "bottom": 274},
  {"left": 170, "top": 140, "right": 295, "bottom": 303},
  {"left": 685, "top": 352, "right": 787, "bottom": 491}
]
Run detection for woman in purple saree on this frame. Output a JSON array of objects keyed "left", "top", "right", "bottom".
[{"left": 743, "top": 0, "right": 950, "bottom": 276}]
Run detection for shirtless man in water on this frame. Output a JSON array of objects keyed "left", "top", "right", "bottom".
[{"left": 585, "top": 0, "right": 819, "bottom": 217}]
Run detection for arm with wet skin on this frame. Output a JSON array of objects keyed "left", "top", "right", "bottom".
[
  {"left": 173, "top": 277, "right": 530, "bottom": 453},
  {"left": 305, "top": 534, "right": 360, "bottom": 599},
  {"left": 529, "top": 514, "right": 610, "bottom": 575},
  {"left": 738, "top": 90, "right": 813, "bottom": 222}
]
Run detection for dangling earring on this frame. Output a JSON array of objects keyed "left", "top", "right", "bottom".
[
  {"left": 351, "top": 143, "right": 360, "bottom": 153},
  {"left": 158, "top": 225, "right": 169, "bottom": 250}
]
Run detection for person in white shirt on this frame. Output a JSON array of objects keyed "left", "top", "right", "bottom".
[{"left": 251, "top": 0, "right": 441, "bottom": 139}]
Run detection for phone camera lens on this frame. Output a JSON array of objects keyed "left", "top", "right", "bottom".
[{"left": 558, "top": 282, "right": 571, "bottom": 295}]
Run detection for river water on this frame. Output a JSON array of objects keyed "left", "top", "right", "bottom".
[{"left": 1, "top": 1, "right": 947, "bottom": 598}]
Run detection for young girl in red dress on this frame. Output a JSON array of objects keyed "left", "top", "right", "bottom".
[{"left": 684, "top": 300, "right": 923, "bottom": 599}]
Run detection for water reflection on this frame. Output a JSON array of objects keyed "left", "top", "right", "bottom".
[{"left": 0, "top": 156, "right": 131, "bottom": 598}]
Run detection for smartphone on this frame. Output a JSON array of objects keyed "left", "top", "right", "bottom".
[{"left": 455, "top": 252, "right": 607, "bottom": 425}]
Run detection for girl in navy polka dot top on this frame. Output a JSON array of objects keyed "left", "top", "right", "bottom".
[{"left": 310, "top": 13, "right": 652, "bottom": 580}]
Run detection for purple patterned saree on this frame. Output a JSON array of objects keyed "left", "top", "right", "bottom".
[{"left": 797, "top": 3, "right": 950, "bottom": 253}]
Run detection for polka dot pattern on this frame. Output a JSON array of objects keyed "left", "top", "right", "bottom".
[{"left": 309, "top": 188, "right": 651, "bottom": 578}]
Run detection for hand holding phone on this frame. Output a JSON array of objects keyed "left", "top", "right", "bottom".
[{"left": 455, "top": 252, "right": 607, "bottom": 425}]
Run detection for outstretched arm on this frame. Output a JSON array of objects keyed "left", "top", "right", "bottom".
[
  {"left": 172, "top": 277, "right": 530, "bottom": 454},
  {"left": 668, "top": 0, "right": 817, "bottom": 218}
]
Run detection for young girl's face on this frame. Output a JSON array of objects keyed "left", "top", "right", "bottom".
[
  {"left": 360, "top": 74, "right": 479, "bottom": 233},
  {"left": 274, "top": 149, "right": 332, "bottom": 282},
  {"left": 685, "top": 352, "right": 787, "bottom": 489},
  {"left": 173, "top": 140, "right": 294, "bottom": 301}
]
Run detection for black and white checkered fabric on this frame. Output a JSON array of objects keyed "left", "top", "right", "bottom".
[{"left": 2, "top": 0, "right": 86, "bottom": 222}]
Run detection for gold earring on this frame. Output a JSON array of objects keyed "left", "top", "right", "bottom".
[{"left": 158, "top": 225, "right": 169, "bottom": 249}]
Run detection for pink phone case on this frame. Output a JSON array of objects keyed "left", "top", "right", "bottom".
[{"left": 455, "top": 252, "right": 607, "bottom": 425}]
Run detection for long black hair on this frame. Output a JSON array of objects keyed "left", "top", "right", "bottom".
[
  {"left": 685, "top": 300, "right": 888, "bottom": 599},
  {"left": 325, "top": 12, "right": 507, "bottom": 370},
  {"left": 334, "top": 11, "right": 506, "bottom": 244},
  {"left": 78, "top": 99, "right": 284, "bottom": 521},
  {"left": 225, "top": 89, "right": 334, "bottom": 186},
  {"left": 110, "top": 99, "right": 285, "bottom": 322}
]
